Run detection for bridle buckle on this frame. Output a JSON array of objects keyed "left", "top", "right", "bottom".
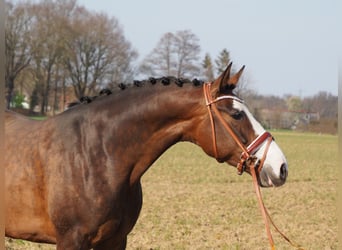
[{"left": 237, "top": 152, "right": 249, "bottom": 175}]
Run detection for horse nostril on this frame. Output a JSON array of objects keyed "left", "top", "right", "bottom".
[{"left": 280, "top": 163, "right": 288, "bottom": 180}]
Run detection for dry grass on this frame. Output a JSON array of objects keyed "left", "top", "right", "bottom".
[{"left": 5, "top": 131, "right": 338, "bottom": 249}]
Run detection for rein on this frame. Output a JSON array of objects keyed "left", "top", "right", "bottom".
[{"left": 203, "top": 82, "right": 304, "bottom": 250}]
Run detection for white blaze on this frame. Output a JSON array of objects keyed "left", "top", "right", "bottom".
[{"left": 232, "top": 100, "right": 288, "bottom": 178}]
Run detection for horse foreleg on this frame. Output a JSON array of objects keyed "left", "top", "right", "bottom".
[
  {"left": 55, "top": 230, "right": 91, "bottom": 250},
  {"left": 93, "top": 236, "right": 127, "bottom": 250}
]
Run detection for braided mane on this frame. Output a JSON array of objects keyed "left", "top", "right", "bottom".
[{"left": 66, "top": 76, "right": 204, "bottom": 109}]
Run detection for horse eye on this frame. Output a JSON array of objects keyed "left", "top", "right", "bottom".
[{"left": 231, "top": 110, "right": 243, "bottom": 120}]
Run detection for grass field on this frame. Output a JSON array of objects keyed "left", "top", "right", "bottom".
[{"left": 5, "top": 131, "right": 338, "bottom": 249}]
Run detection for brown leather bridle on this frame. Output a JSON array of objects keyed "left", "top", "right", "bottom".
[
  {"left": 203, "top": 82, "right": 304, "bottom": 250},
  {"left": 203, "top": 82, "right": 273, "bottom": 176}
]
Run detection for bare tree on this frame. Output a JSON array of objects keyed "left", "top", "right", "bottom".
[
  {"left": 173, "top": 30, "right": 201, "bottom": 78},
  {"left": 5, "top": 1, "right": 33, "bottom": 109},
  {"left": 28, "top": 0, "right": 71, "bottom": 114},
  {"left": 64, "top": 7, "right": 137, "bottom": 98},
  {"left": 139, "top": 32, "right": 175, "bottom": 76},
  {"left": 140, "top": 30, "right": 201, "bottom": 78}
]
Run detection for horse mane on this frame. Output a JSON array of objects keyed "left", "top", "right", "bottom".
[{"left": 66, "top": 76, "right": 204, "bottom": 109}]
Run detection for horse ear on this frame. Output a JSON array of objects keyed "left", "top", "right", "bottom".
[
  {"left": 210, "top": 62, "right": 233, "bottom": 95},
  {"left": 211, "top": 63, "right": 245, "bottom": 96},
  {"left": 220, "top": 62, "right": 233, "bottom": 86},
  {"left": 228, "top": 65, "right": 245, "bottom": 85}
]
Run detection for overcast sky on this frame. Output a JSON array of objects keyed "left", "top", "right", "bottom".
[{"left": 77, "top": 0, "right": 341, "bottom": 97}]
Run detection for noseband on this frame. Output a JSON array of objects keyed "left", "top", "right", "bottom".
[{"left": 203, "top": 82, "right": 273, "bottom": 175}]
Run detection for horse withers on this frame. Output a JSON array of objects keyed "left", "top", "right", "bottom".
[{"left": 5, "top": 63, "right": 288, "bottom": 249}]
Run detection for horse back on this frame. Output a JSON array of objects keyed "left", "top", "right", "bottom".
[{"left": 5, "top": 109, "right": 38, "bottom": 127}]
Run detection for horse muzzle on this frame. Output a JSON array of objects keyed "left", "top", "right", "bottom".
[{"left": 258, "top": 163, "right": 288, "bottom": 187}]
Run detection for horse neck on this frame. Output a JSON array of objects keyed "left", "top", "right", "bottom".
[{"left": 88, "top": 84, "right": 205, "bottom": 184}]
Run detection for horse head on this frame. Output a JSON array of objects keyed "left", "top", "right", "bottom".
[{"left": 193, "top": 63, "right": 288, "bottom": 187}]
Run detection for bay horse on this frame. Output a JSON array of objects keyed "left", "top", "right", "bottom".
[{"left": 5, "top": 63, "right": 288, "bottom": 249}]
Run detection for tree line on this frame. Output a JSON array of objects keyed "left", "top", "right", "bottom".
[
  {"left": 5, "top": 0, "right": 137, "bottom": 113},
  {"left": 5, "top": 0, "right": 239, "bottom": 114},
  {"left": 5, "top": 0, "right": 337, "bottom": 132}
]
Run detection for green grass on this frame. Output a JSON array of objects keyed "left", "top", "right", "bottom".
[
  {"left": 29, "top": 116, "right": 47, "bottom": 121},
  {"left": 6, "top": 131, "right": 338, "bottom": 249}
]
